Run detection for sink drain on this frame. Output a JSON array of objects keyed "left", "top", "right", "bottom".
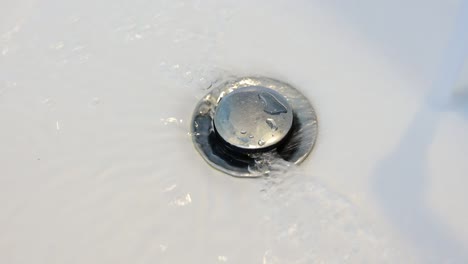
[
  {"left": 191, "top": 76, "right": 318, "bottom": 177},
  {"left": 214, "top": 86, "right": 294, "bottom": 150}
]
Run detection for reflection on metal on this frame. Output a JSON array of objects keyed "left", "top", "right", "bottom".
[
  {"left": 213, "top": 86, "right": 293, "bottom": 150},
  {"left": 191, "top": 76, "right": 318, "bottom": 177}
]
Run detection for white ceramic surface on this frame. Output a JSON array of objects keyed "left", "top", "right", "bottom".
[{"left": 1, "top": 0, "right": 468, "bottom": 263}]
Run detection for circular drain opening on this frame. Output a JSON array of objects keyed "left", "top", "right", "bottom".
[{"left": 191, "top": 76, "right": 318, "bottom": 177}]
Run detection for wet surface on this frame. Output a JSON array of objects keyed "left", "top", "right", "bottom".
[
  {"left": 1, "top": 0, "right": 467, "bottom": 263},
  {"left": 213, "top": 86, "right": 293, "bottom": 150},
  {"left": 192, "top": 77, "right": 318, "bottom": 177}
]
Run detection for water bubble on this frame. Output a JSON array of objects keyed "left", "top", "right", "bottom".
[
  {"left": 259, "top": 92, "right": 288, "bottom": 115},
  {"left": 258, "top": 139, "right": 266, "bottom": 146},
  {"left": 240, "top": 130, "right": 247, "bottom": 134},
  {"left": 265, "top": 118, "right": 278, "bottom": 131},
  {"left": 199, "top": 104, "right": 210, "bottom": 115},
  {"left": 249, "top": 135, "right": 254, "bottom": 138},
  {"left": 247, "top": 162, "right": 270, "bottom": 175}
]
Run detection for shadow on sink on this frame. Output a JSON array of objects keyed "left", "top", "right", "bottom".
[{"left": 372, "top": 101, "right": 468, "bottom": 262}]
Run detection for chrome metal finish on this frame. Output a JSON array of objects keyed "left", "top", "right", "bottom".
[
  {"left": 191, "top": 76, "right": 318, "bottom": 177},
  {"left": 213, "top": 86, "right": 293, "bottom": 150}
]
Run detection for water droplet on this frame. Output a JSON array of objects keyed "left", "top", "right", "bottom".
[
  {"left": 51, "top": 42, "right": 64, "bottom": 50},
  {"left": 249, "top": 135, "right": 254, "bottom": 138},
  {"left": 199, "top": 104, "right": 210, "bottom": 115},
  {"left": 72, "top": 45, "right": 85, "bottom": 52},
  {"left": 42, "top": 98, "right": 54, "bottom": 106},
  {"left": 161, "top": 117, "right": 182, "bottom": 125},
  {"left": 240, "top": 130, "right": 247, "bottom": 134},
  {"left": 258, "top": 139, "right": 265, "bottom": 146},
  {"left": 259, "top": 92, "right": 288, "bottom": 115},
  {"left": 163, "top": 184, "right": 177, "bottom": 192},
  {"left": 171, "top": 193, "right": 192, "bottom": 207},
  {"left": 265, "top": 118, "right": 278, "bottom": 131},
  {"left": 159, "top": 244, "right": 167, "bottom": 252},
  {"left": 90, "top": 97, "right": 100, "bottom": 106},
  {"left": 218, "top": 256, "right": 228, "bottom": 262}
]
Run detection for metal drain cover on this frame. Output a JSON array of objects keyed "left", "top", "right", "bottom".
[
  {"left": 191, "top": 76, "right": 318, "bottom": 177},
  {"left": 214, "top": 86, "right": 294, "bottom": 150}
]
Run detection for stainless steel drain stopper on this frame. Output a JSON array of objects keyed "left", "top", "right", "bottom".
[
  {"left": 191, "top": 76, "right": 318, "bottom": 177},
  {"left": 214, "top": 86, "right": 293, "bottom": 150}
]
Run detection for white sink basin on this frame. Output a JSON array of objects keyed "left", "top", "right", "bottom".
[{"left": 1, "top": 0, "right": 467, "bottom": 263}]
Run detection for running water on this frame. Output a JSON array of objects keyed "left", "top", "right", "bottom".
[{"left": 1, "top": 0, "right": 467, "bottom": 263}]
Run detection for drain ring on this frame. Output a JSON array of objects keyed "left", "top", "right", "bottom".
[{"left": 191, "top": 76, "right": 318, "bottom": 177}]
